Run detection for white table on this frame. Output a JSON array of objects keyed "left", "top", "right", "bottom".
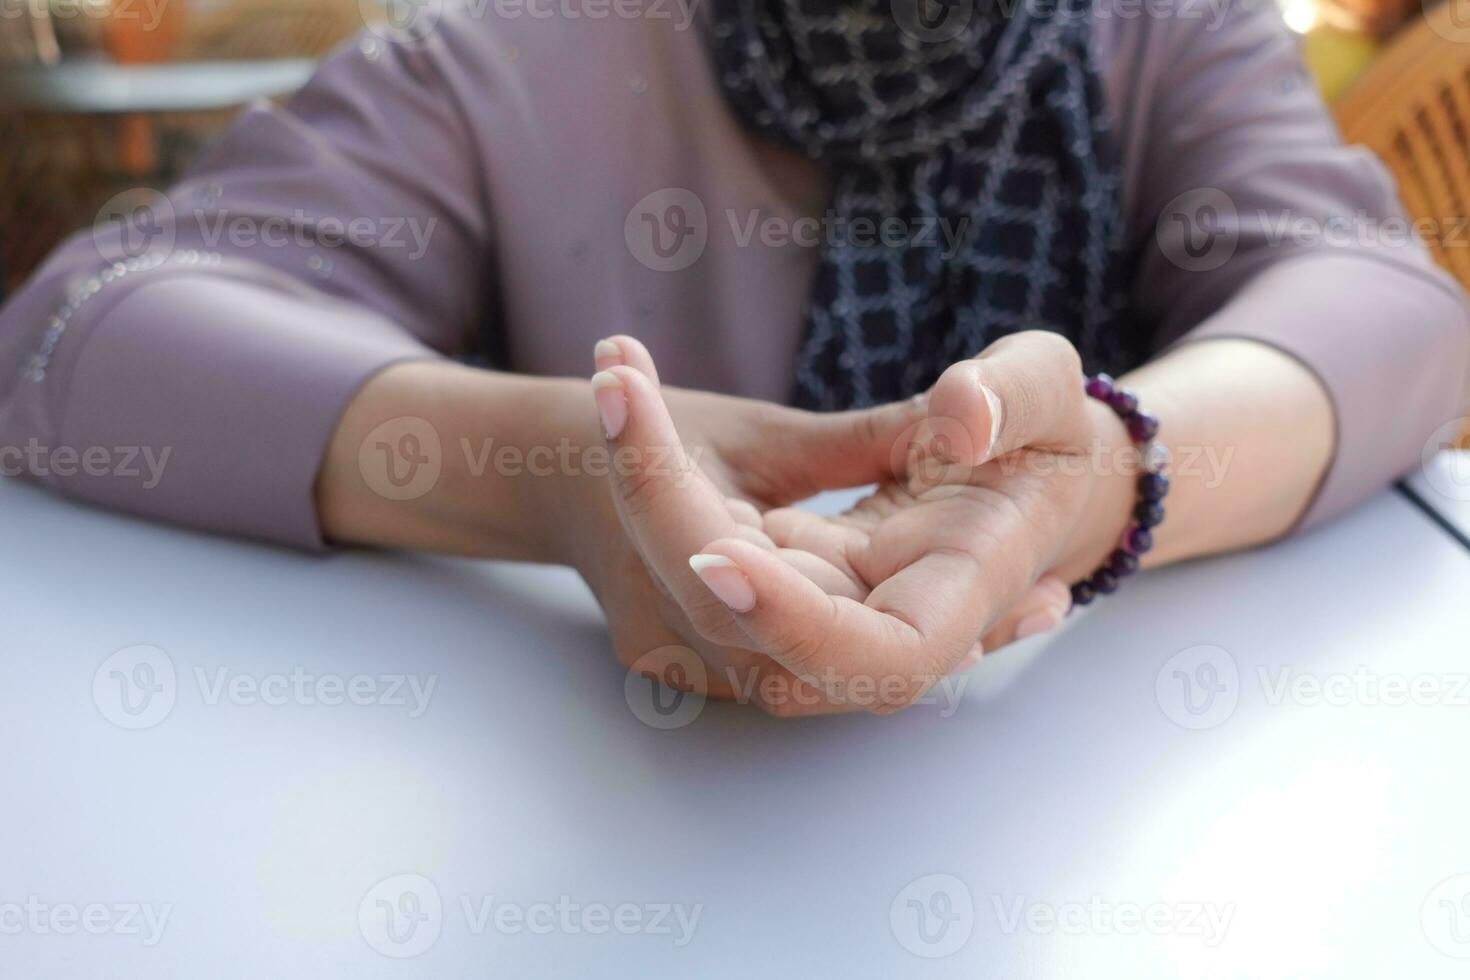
[{"left": 2, "top": 477, "right": 1469, "bottom": 977}]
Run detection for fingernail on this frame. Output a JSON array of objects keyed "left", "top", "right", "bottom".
[
  {"left": 689, "top": 554, "right": 756, "bottom": 612},
  {"left": 594, "top": 339, "right": 623, "bottom": 371},
  {"left": 591, "top": 371, "right": 627, "bottom": 439},
  {"left": 1015, "top": 610, "right": 1059, "bottom": 640},
  {"left": 981, "top": 384, "right": 1003, "bottom": 459}
]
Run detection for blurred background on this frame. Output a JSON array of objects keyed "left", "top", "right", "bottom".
[
  {"left": 0, "top": 0, "right": 1467, "bottom": 307},
  {"left": 0, "top": 0, "right": 388, "bottom": 296}
]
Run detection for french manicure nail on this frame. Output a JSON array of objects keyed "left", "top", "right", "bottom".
[
  {"left": 689, "top": 554, "right": 756, "bottom": 612},
  {"left": 594, "top": 339, "right": 623, "bottom": 371},
  {"left": 591, "top": 371, "right": 627, "bottom": 439},
  {"left": 1015, "top": 611, "right": 1059, "bottom": 640},
  {"left": 981, "top": 384, "right": 1003, "bottom": 459}
]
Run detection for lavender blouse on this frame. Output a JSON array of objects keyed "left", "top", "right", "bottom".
[{"left": 2, "top": 0, "right": 1468, "bottom": 549}]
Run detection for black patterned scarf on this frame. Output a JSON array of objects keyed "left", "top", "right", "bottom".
[{"left": 706, "top": 0, "right": 1139, "bottom": 409}]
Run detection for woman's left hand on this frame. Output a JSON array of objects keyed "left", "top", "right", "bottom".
[{"left": 605, "top": 331, "right": 1139, "bottom": 715}]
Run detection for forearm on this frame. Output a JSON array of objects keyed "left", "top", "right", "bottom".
[
  {"left": 315, "top": 360, "right": 599, "bottom": 563},
  {"left": 1061, "top": 338, "right": 1335, "bottom": 578}
]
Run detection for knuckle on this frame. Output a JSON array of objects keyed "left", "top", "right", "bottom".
[
  {"left": 844, "top": 405, "right": 886, "bottom": 455},
  {"left": 616, "top": 466, "right": 670, "bottom": 520},
  {"left": 689, "top": 604, "right": 746, "bottom": 647},
  {"left": 768, "top": 624, "right": 828, "bottom": 674},
  {"left": 1006, "top": 371, "right": 1044, "bottom": 438}
]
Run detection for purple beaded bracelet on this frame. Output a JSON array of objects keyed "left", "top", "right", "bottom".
[{"left": 1070, "top": 373, "right": 1170, "bottom": 608}]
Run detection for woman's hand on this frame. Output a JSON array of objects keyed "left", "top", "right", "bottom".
[
  {"left": 557, "top": 336, "right": 937, "bottom": 708},
  {"left": 600, "top": 331, "right": 1140, "bottom": 714}
]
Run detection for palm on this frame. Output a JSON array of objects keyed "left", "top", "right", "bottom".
[{"left": 761, "top": 450, "right": 1086, "bottom": 633}]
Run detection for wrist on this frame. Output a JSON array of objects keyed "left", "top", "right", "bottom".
[
  {"left": 1053, "top": 396, "right": 1140, "bottom": 583},
  {"left": 316, "top": 361, "right": 604, "bottom": 564}
]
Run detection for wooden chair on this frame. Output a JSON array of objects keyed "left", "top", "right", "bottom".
[
  {"left": 1335, "top": 2, "right": 1470, "bottom": 290},
  {"left": 1336, "top": 3, "right": 1470, "bottom": 443}
]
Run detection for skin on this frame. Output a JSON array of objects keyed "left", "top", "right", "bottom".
[{"left": 316, "top": 331, "right": 1333, "bottom": 716}]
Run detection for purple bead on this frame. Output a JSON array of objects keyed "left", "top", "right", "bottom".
[
  {"left": 1126, "top": 411, "right": 1159, "bottom": 443},
  {"left": 1084, "top": 373, "right": 1115, "bottom": 401},
  {"left": 1106, "top": 550, "right": 1140, "bottom": 577},
  {"left": 1090, "top": 569, "right": 1119, "bottom": 594},
  {"left": 1122, "top": 525, "right": 1154, "bottom": 555},
  {"left": 1070, "top": 581, "right": 1096, "bottom": 606},
  {"left": 1133, "top": 500, "right": 1165, "bottom": 528},
  {"left": 1138, "top": 473, "right": 1170, "bottom": 501},
  {"left": 1108, "top": 388, "right": 1139, "bottom": 415}
]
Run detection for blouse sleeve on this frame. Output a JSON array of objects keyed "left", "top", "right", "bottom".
[
  {"left": 1114, "top": 0, "right": 1470, "bottom": 529},
  {"left": 0, "top": 17, "right": 501, "bottom": 549}
]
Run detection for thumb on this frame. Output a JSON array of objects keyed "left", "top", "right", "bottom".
[{"left": 923, "top": 330, "right": 1091, "bottom": 467}]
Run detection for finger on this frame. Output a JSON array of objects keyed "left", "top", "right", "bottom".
[
  {"left": 594, "top": 365, "right": 748, "bottom": 647},
  {"left": 777, "top": 547, "right": 866, "bottom": 600},
  {"left": 762, "top": 506, "right": 867, "bottom": 586},
  {"left": 732, "top": 523, "right": 778, "bottom": 549},
  {"left": 593, "top": 335, "right": 661, "bottom": 386},
  {"left": 725, "top": 496, "right": 763, "bottom": 529},
  {"left": 924, "top": 330, "right": 1088, "bottom": 467},
  {"left": 747, "top": 394, "right": 929, "bottom": 502},
  {"left": 980, "top": 576, "right": 1072, "bottom": 651},
  {"left": 690, "top": 538, "right": 991, "bottom": 711}
]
